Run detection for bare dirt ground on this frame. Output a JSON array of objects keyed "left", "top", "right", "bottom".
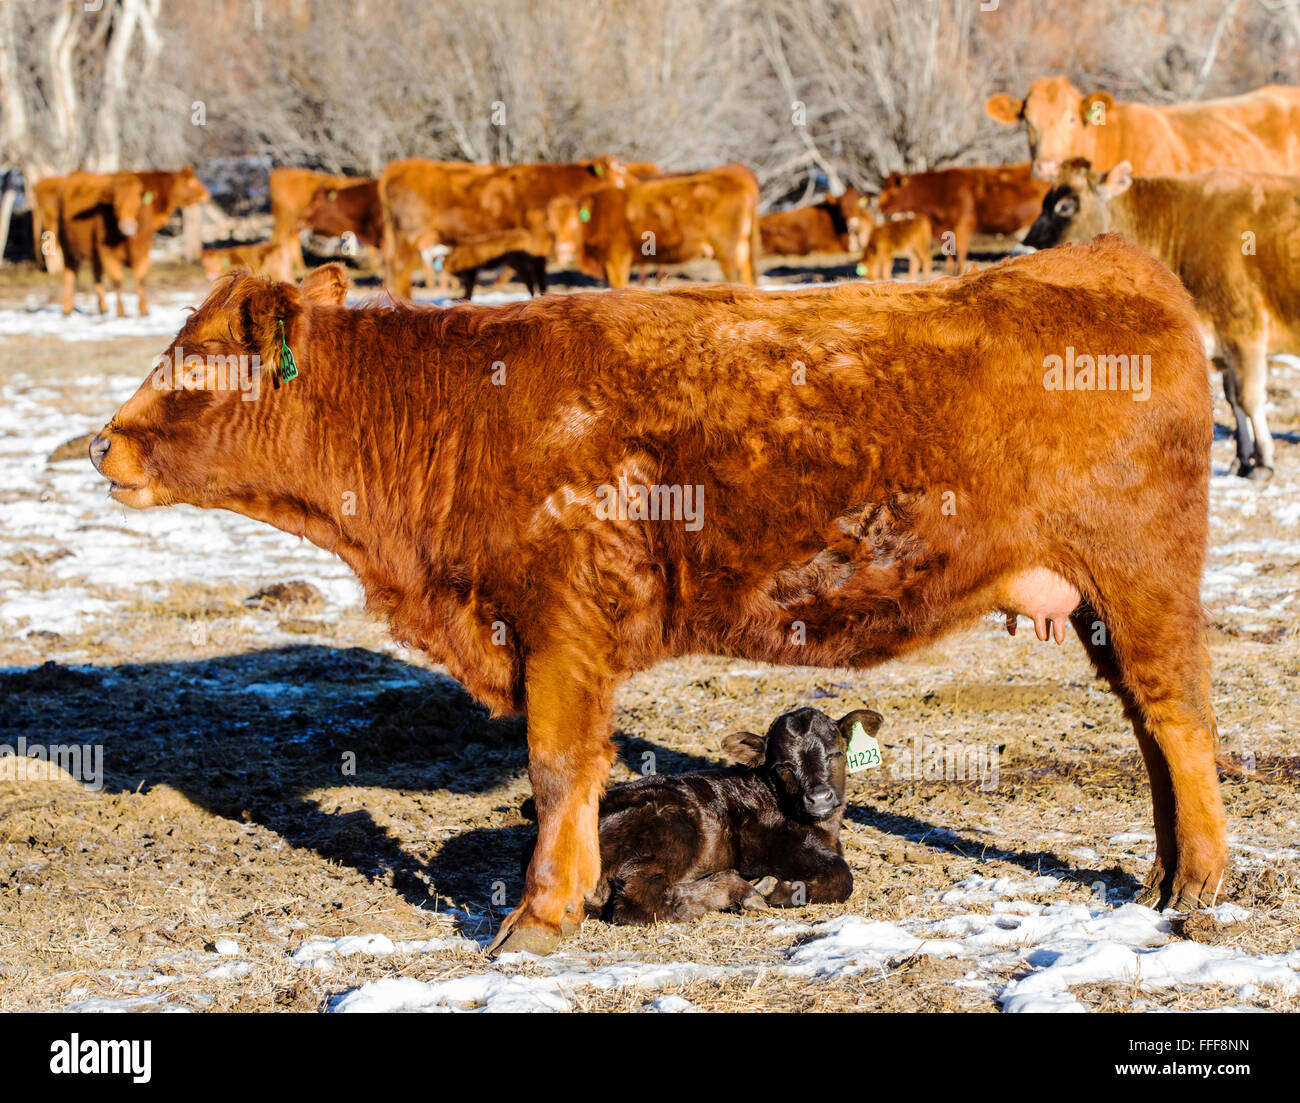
[{"left": 1, "top": 257, "right": 1297, "bottom": 1013}]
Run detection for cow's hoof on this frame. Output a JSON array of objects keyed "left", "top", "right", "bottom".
[
  {"left": 740, "top": 893, "right": 770, "bottom": 911},
  {"left": 1135, "top": 862, "right": 1169, "bottom": 909},
  {"left": 1246, "top": 464, "right": 1274, "bottom": 483},
  {"left": 750, "top": 876, "right": 778, "bottom": 895},
  {"left": 486, "top": 923, "right": 564, "bottom": 958}
]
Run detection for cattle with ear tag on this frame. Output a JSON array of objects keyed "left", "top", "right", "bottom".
[
  {"left": 1081, "top": 91, "right": 1115, "bottom": 126},
  {"left": 721, "top": 729, "right": 767, "bottom": 766},
  {"left": 242, "top": 279, "right": 304, "bottom": 389},
  {"left": 835, "top": 708, "right": 883, "bottom": 744}
]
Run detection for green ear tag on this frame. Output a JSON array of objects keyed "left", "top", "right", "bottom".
[
  {"left": 142, "top": 190, "right": 154, "bottom": 205},
  {"left": 578, "top": 205, "right": 591, "bottom": 223},
  {"left": 855, "top": 262, "right": 867, "bottom": 277},
  {"left": 277, "top": 319, "right": 298, "bottom": 384},
  {"left": 846, "top": 721, "right": 882, "bottom": 773}
]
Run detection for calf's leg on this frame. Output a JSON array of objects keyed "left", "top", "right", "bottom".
[
  {"left": 613, "top": 870, "right": 763, "bottom": 924},
  {"left": 760, "top": 853, "right": 853, "bottom": 906},
  {"left": 487, "top": 643, "right": 616, "bottom": 957}
]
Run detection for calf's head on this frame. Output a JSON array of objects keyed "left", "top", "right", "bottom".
[
  {"left": 723, "top": 707, "right": 882, "bottom": 821},
  {"left": 89, "top": 264, "right": 349, "bottom": 511},
  {"left": 1021, "top": 158, "right": 1131, "bottom": 249}
]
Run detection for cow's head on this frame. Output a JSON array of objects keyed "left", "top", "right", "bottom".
[
  {"left": 1021, "top": 158, "right": 1132, "bottom": 249},
  {"left": 876, "top": 173, "right": 911, "bottom": 218},
  {"left": 89, "top": 264, "right": 349, "bottom": 511},
  {"left": 170, "top": 166, "right": 212, "bottom": 209},
  {"left": 586, "top": 154, "right": 636, "bottom": 189},
  {"left": 987, "top": 77, "right": 1116, "bottom": 180},
  {"left": 545, "top": 196, "right": 583, "bottom": 267},
  {"left": 723, "top": 707, "right": 882, "bottom": 822}
]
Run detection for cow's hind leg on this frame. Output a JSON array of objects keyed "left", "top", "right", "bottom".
[
  {"left": 1217, "top": 358, "right": 1256, "bottom": 476},
  {"left": 488, "top": 641, "right": 616, "bottom": 957},
  {"left": 1070, "top": 594, "right": 1226, "bottom": 910}
]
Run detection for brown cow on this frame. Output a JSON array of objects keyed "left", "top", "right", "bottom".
[
  {"left": 89, "top": 236, "right": 1225, "bottom": 957},
  {"left": 987, "top": 77, "right": 1300, "bottom": 179},
  {"left": 878, "top": 163, "right": 1047, "bottom": 274},
  {"left": 58, "top": 168, "right": 209, "bottom": 316},
  {"left": 1022, "top": 158, "right": 1300, "bottom": 480},
  {"left": 201, "top": 239, "right": 296, "bottom": 282},
  {"left": 378, "top": 156, "right": 635, "bottom": 298},
  {"left": 32, "top": 175, "right": 66, "bottom": 272},
  {"left": 857, "top": 213, "right": 932, "bottom": 281},
  {"left": 269, "top": 167, "right": 355, "bottom": 270},
  {"left": 444, "top": 223, "right": 554, "bottom": 300},
  {"left": 560, "top": 163, "right": 761, "bottom": 288},
  {"left": 759, "top": 191, "right": 864, "bottom": 257}
]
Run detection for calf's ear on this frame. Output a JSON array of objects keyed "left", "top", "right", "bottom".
[
  {"left": 721, "top": 731, "right": 767, "bottom": 766},
  {"left": 300, "top": 262, "right": 349, "bottom": 305},
  {"left": 836, "top": 709, "right": 883, "bottom": 743},
  {"left": 985, "top": 93, "right": 1024, "bottom": 124},
  {"left": 242, "top": 280, "right": 305, "bottom": 388},
  {"left": 1099, "top": 160, "right": 1133, "bottom": 199}
]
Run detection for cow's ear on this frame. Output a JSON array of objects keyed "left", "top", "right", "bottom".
[
  {"left": 1099, "top": 160, "right": 1133, "bottom": 198},
  {"left": 836, "top": 709, "right": 883, "bottom": 743},
  {"left": 721, "top": 731, "right": 767, "bottom": 766},
  {"left": 242, "top": 280, "right": 304, "bottom": 388},
  {"left": 1081, "top": 91, "right": 1115, "bottom": 124},
  {"left": 986, "top": 93, "right": 1024, "bottom": 124},
  {"left": 300, "top": 262, "right": 349, "bottom": 305}
]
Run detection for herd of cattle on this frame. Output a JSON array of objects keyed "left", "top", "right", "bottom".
[{"left": 30, "top": 75, "right": 1300, "bottom": 478}]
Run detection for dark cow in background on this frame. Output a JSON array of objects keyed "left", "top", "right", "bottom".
[
  {"left": 91, "top": 237, "right": 1226, "bottom": 957},
  {"left": 574, "top": 707, "right": 873, "bottom": 924},
  {"left": 58, "top": 167, "right": 210, "bottom": 316},
  {"left": 1023, "top": 158, "right": 1300, "bottom": 480},
  {"left": 559, "top": 162, "right": 761, "bottom": 287},
  {"left": 759, "top": 190, "right": 864, "bottom": 257},
  {"left": 878, "top": 162, "right": 1047, "bottom": 273}
]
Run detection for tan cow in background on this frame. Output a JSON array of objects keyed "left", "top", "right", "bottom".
[{"left": 988, "top": 77, "right": 1300, "bottom": 178}]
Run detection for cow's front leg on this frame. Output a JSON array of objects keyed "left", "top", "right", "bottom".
[{"left": 487, "top": 643, "right": 616, "bottom": 957}]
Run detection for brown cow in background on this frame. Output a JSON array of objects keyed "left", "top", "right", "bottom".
[
  {"left": 269, "top": 167, "right": 356, "bottom": 271},
  {"left": 378, "top": 155, "right": 635, "bottom": 297},
  {"left": 58, "top": 167, "right": 210, "bottom": 316},
  {"left": 560, "top": 163, "right": 761, "bottom": 287},
  {"left": 759, "top": 191, "right": 864, "bottom": 257},
  {"left": 91, "top": 236, "right": 1226, "bottom": 957},
  {"left": 32, "top": 176, "right": 67, "bottom": 272}
]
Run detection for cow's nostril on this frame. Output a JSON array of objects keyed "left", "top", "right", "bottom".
[{"left": 89, "top": 435, "right": 110, "bottom": 470}]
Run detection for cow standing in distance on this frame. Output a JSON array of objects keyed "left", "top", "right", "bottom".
[
  {"left": 90, "top": 238, "right": 1226, "bottom": 957},
  {"left": 558, "top": 162, "right": 762, "bottom": 288},
  {"left": 877, "top": 163, "right": 1047, "bottom": 275},
  {"left": 987, "top": 76, "right": 1300, "bottom": 178},
  {"left": 537, "top": 707, "right": 872, "bottom": 924},
  {"left": 379, "top": 155, "right": 636, "bottom": 298},
  {"left": 1022, "top": 158, "right": 1299, "bottom": 480},
  {"left": 58, "top": 167, "right": 210, "bottom": 317}
]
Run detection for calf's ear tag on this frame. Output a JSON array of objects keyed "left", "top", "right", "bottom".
[
  {"left": 846, "top": 720, "right": 882, "bottom": 773},
  {"left": 579, "top": 204, "right": 591, "bottom": 223},
  {"left": 142, "top": 190, "right": 154, "bottom": 205}
]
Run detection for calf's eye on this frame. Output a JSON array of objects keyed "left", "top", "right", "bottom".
[{"left": 1054, "top": 197, "right": 1078, "bottom": 218}]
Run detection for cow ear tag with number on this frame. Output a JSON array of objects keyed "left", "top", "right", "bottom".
[
  {"left": 277, "top": 319, "right": 298, "bottom": 385},
  {"left": 846, "top": 720, "right": 882, "bottom": 773}
]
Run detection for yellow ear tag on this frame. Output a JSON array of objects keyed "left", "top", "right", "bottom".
[
  {"left": 142, "top": 191, "right": 154, "bottom": 204},
  {"left": 846, "top": 721, "right": 881, "bottom": 773}
]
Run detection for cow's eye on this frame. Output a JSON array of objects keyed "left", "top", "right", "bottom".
[
  {"left": 1054, "top": 196, "right": 1078, "bottom": 218},
  {"left": 828, "top": 750, "right": 845, "bottom": 760}
]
